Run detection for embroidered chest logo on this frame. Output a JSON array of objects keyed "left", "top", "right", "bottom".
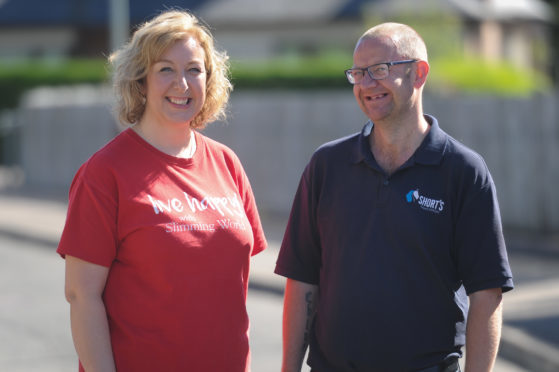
[{"left": 405, "top": 189, "right": 445, "bottom": 214}]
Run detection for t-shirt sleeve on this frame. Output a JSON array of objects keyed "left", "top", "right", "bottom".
[
  {"left": 57, "top": 158, "right": 118, "bottom": 267},
  {"left": 233, "top": 155, "right": 267, "bottom": 256},
  {"left": 454, "top": 160, "right": 514, "bottom": 295},
  {"left": 274, "top": 164, "right": 321, "bottom": 285}
]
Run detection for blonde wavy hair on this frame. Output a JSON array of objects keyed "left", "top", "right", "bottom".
[{"left": 109, "top": 10, "right": 232, "bottom": 129}]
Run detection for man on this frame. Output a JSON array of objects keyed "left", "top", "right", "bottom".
[{"left": 274, "top": 23, "right": 513, "bottom": 372}]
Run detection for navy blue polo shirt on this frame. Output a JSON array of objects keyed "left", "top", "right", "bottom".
[{"left": 275, "top": 115, "right": 514, "bottom": 372}]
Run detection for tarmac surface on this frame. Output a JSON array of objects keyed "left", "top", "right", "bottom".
[{"left": 1, "top": 183, "right": 558, "bottom": 371}]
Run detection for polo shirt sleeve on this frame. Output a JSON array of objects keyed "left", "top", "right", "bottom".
[
  {"left": 453, "top": 158, "right": 514, "bottom": 295},
  {"left": 274, "top": 163, "right": 322, "bottom": 285}
]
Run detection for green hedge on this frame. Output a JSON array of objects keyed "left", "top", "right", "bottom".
[
  {"left": 230, "top": 53, "right": 352, "bottom": 90},
  {"left": 0, "top": 59, "right": 109, "bottom": 110},
  {"left": 428, "top": 57, "right": 551, "bottom": 97},
  {"left": 0, "top": 55, "right": 551, "bottom": 111}
]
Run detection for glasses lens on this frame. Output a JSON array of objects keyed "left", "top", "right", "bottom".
[
  {"left": 369, "top": 64, "right": 389, "bottom": 80},
  {"left": 346, "top": 69, "right": 361, "bottom": 84}
]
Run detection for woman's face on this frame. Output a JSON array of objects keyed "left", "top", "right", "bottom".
[{"left": 142, "top": 37, "right": 207, "bottom": 128}]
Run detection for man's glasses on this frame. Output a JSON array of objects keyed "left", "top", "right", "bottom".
[{"left": 344, "top": 60, "right": 418, "bottom": 84}]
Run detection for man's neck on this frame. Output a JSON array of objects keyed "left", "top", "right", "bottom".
[{"left": 369, "top": 114, "right": 430, "bottom": 175}]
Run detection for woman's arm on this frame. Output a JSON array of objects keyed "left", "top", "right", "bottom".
[
  {"left": 64, "top": 255, "right": 116, "bottom": 372},
  {"left": 281, "top": 278, "right": 319, "bottom": 372},
  {"left": 465, "top": 287, "right": 503, "bottom": 372}
]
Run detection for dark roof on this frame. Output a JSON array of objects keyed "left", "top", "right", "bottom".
[
  {"left": 335, "top": 0, "right": 372, "bottom": 19},
  {"left": 0, "top": 0, "right": 209, "bottom": 27}
]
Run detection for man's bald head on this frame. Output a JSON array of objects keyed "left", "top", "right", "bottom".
[{"left": 357, "top": 23, "right": 428, "bottom": 62}]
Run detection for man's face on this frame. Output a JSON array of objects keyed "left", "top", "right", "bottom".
[{"left": 352, "top": 36, "right": 416, "bottom": 124}]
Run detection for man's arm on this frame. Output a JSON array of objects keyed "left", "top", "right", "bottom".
[
  {"left": 465, "top": 287, "right": 503, "bottom": 372},
  {"left": 281, "top": 278, "right": 319, "bottom": 372}
]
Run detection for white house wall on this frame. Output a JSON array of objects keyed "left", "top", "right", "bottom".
[
  {"left": 0, "top": 27, "right": 76, "bottom": 58},
  {"left": 212, "top": 21, "right": 362, "bottom": 61}
]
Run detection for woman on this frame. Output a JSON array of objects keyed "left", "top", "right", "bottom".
[{"left": 57, "top": 10, "right": 267, "bottom": 372}]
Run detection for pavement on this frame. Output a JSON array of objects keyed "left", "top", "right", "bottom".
[{"left": 1, "top": 177, "right": 559, "bottom": 371}]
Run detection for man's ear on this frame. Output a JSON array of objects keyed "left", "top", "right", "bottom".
[{"left": 414, "top": 60, "right": 429, "bottom": 88}]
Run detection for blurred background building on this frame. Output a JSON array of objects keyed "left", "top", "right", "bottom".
[
  {"left": 0, "top": 0, "right": 554, "bottom": 76},
  {"left": 0, "top": 0, "right": 558, "bottom": 233}
]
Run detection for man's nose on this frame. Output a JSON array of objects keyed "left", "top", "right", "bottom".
[{"left": 361, "top": 72, "right": 379, "bottom": 87}]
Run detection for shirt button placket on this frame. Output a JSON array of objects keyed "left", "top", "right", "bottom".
[{"left": 376, "top": 176, "right": 390, "bottom": 207}]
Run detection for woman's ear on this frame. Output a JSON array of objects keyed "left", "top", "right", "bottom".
[
  {"left": 414, "top": 60, "right": 430, "bottom": 88},
  {"left": 138, "top": 79, "right": 146, "bottom": 96}
]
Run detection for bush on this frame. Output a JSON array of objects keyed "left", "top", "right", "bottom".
[
  {"left": 0, "top": 59, "right": 109, "bottom": 110},
  {"left": 428, "top": 57, "right": 551, "bottom": 96},
  {"left": 230, "top": 52, "right": 352, "bottom": 90},
  {"left": 0, "top": 55, "right": 552, "bottom": 112}
]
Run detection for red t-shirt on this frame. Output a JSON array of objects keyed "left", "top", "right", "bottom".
[{"left": 57, "top": 129, "right": 267, "bottom": 372}]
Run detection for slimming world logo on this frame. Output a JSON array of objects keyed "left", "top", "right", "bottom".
[{"left": 406, "top": 189, "right": 445, "bottom": 214}]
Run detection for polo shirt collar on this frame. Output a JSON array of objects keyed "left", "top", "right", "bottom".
[
  {"left": 350, "top": 121, "right": 373, "bottom": 164},
  {"left": 351, "top": 114, "right": 447, "bottom": 166},
  {"left": 413, "top": 114, "right": 447, "bottom": 165}
]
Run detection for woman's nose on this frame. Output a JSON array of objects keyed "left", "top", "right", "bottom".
[{"left": 175, "top": 74, "right": 188, "bottom": 90}]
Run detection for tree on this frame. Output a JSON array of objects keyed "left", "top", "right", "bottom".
[{"left": 542, "top": 0, "right": 559, "bottom": 83}]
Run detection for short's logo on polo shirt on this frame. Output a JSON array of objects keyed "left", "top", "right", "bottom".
[{"left": 406, "top": 189, "right": 445, "bottom": 214}]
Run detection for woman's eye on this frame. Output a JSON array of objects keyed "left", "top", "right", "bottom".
[
  {"left": 189, "top": 67, "right": 202, "bottom": 74},
  {"left": 159, "top": 66, "right": 173, "bottom": 72}
]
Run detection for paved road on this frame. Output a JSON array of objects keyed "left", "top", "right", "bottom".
[
  {"left": 0, "top": 235, "right": 75, "bottom": 372},
  {"left": 0, "top": 234, "right": 528, "bottom": 372},
  {"left": 1, "top": 190, "right": 557, "bottom": 371}
]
